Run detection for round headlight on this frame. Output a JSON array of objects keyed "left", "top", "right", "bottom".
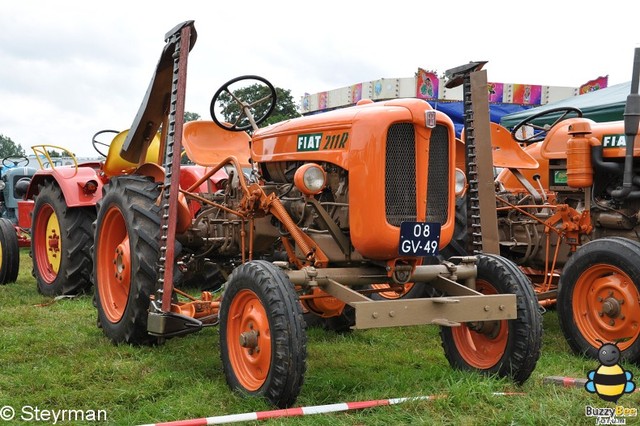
[
  {"left": 455, "top": 168, "right": 467, "bottom": 197},
  {"left": 294, "top": 163, "right": 326, "bottom": 195}
]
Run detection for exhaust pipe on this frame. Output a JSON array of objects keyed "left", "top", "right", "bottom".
[{"left": 612, "top": 48, "right": 640, "bottom": 200}]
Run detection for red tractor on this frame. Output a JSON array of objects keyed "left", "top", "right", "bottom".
[
  {"left": 21, "top": 144, "right": 106, "bottom": 296},
  {"left": 91, "top": 21, "right": 542, "bottom": 407}
]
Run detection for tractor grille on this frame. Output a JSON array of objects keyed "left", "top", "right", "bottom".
[
  {"left": 426, "top": 125, "right": 450, "bottom": 223},
  {"left": 385, "top": 123, "right": 450, "bottom": 226},
  {"left": 385, "top": 123, "right": 416, "bottom": 226}
]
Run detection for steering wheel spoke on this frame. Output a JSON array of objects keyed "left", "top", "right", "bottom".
[
  {"left": 511, "top": 107, "right": 582, "bottom": 144},
  {"left": 92, "top": 130, "right": 119, "bottom": 157},
  {"left": 2, "top": 155, "right": 29, "bottom": 168}
]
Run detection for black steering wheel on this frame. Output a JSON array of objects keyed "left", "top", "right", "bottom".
[
  {"left": 210, "top": 75, "right": 277, "bottom": 132},
  {"left": 92, "top": 129, "right": 119, "bottom": 157},
  {"left": 511, "top": 107, "right": 583, "bottom": 144},
  {"left": 2, "top": 155, "right": 29, "bottom": 168}
]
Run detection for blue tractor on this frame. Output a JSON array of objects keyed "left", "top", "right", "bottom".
[{"left": 0, "top": 155, "right": 36, "bottom": 284}]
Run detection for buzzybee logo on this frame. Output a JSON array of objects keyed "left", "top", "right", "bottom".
[{"left": 585, "top": 341, "right": 635, "bottom": 402}]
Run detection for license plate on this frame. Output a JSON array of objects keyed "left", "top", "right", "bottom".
[{"left": 399, "top": 222, "right": 441, "bottom": 256}]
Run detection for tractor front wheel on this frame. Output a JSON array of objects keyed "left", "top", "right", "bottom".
[
  {"left": 31, "top": 181, "right": 94, "bottom": 295},
  {"left": 93, "top": 176, "right": 161, "bottom": 345},
  {"left": 0, "top": 218, "right": 20, "bottom": 284},
  {"left": 220, "top": 260, "right": 307, "bottom": 408},
  {"left": 558, "top": 237, "right": 640, "bottom": 362},
  {"left": 440, "top": 253, "right": 542, "bottom": 384}
]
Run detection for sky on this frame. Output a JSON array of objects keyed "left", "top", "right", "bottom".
[{"left": 1, "top": 0, "right": 638, "bottom": 157}]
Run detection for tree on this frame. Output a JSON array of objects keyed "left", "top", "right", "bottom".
[
  {"left": 181, "top": 111, "right": 200, "bottom": 165},
  {"left": 0, "top": 134, "right": 26, "bottom": 158},
  {"left": 184, "top": 111, "right": 200, "bottom": 122},
  {"left": 217, "top": 84, "right": 301, "bottom": 132},
  {"left": 266, "top": 87, "right": 301, "bottom": 125}
]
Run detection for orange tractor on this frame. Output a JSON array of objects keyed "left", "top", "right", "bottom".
[
  {"left": 452, "top": 50, "right": 640, "bottom": 363},
  {"left": 91, "top": 21, "right": 542, "bottom": 407}
]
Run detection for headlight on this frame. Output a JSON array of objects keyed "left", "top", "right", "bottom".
[
  {"left": 455, "top": 168, "right": 467, "bottom": 197},
  {"left": 294, "top": 163, "right": 326, "bottom": 195}
]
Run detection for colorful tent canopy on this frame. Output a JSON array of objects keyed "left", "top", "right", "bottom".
[{"left": 428, "top": 101, "right": 531, "bottom": 137}]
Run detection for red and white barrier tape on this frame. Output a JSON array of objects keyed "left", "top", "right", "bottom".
[
  {"left": 140, "top": 393, "right": 523, "bottom": 426},
  {"left": 544, "top": 375, "right": 639, "bottom": 392},
  {"left": 543, "top": 376, "right": 587, "bottom": 388}
]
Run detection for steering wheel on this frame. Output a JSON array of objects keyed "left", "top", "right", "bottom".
[
  {"left": 92, "top": 129, "right": 119, "bottom": 157},
  {"left": 210, "top": 75, "right": 277, "bottom": 132},
  {"left": 2, "top": 155, "right": 29, "bottom": 168},
  {"left": 511, "top": 107, "right": 583, "bottom": 144}
]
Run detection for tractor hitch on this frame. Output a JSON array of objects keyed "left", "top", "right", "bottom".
[{"left": 147, "top": 308, "right": 203, "bottom": 338}]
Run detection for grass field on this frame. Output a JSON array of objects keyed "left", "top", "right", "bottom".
[{"left": 1, "top": 249, "right": 638, "bottom": 425}]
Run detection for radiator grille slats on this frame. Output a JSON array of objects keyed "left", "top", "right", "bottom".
[
  {"left": 426, "top": 125, "right": 449, "bottom": 223},
  {"left": 385, "top": 123, "right": 416, "bottom": 226},
  {"left": 385, "top": 123, "right": 449, "bottom": 227}
]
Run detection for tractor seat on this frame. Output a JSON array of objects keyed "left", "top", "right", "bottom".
[
  {"left": 182, "top": 121, "right": 251, "bottom": 167},
  {"left": 487, "top": 123, "right": 539, "bottom": 170},
  {"left": 461, "top": 122, "right": 539, "bottom": 169},
  {"left": 103, "top": 130, "right": 161, "bottom": 177}
]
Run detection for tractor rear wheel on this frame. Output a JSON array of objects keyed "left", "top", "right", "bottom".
[
  {"left": 440, "top": 253, "right": 542, "bottom": 384},
  {"left": 0, "top": 218, "right": 20, "bottom": 284},
  {"left": 31, "top": 181, "right": 95, "bottom": 295},
  {"left": 220, "top": 260, "right": 307, "bottom": 408},
  {"left": 93, "top": 175, "right": 161, "bottom": 345},
  {"left": 558, "top": 237, "right": 640, "bottom": 362}
]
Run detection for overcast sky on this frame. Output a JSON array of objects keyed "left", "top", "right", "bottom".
[{"left": 1, "top": 1, "right": 638, "bottom": 157}]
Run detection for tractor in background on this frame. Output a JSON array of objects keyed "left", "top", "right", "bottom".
[
  {"left": 23, "top": 132, "right": 220, "bottom": 296},
  {"left": 90, "top": 20, "right": 542, "bottom": 408},
  {"left": 0, "top": 216, "right": 19, "bottom": 284},
  {"left": 0, "top": 155, "right": 36, "bottom": 284},
  {"left": 22, "top": 144, "right": 105, "bottom": 296},
  {"left": 452, "top": 48, "right": 640, "bottom": 363}
]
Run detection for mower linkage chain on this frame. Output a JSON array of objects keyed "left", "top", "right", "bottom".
[{"left": 463, "top": 76, "right": 483, "bottom": 254}]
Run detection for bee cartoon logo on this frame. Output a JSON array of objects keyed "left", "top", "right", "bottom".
[{"left": 585, "top": 341, "right": 636, "bottom": 402}]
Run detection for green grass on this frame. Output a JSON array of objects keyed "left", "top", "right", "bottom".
[{"left": 1, "top": 249, "right": 638, "bottom": 425}]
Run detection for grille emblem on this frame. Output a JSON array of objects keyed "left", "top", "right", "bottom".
[{"left": 425, "top": 110, "right": 436, "bottom": 128}]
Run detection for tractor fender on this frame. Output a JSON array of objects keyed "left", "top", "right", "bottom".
[{"left": 25, "top": 166, "right": 103, "bottom": 208}]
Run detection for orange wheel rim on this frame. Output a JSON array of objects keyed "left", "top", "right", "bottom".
[
  {"left": 227, "top": 289, "right": 272, "bottom": 391},
  {"left": 96, "top": 206, "right": 131, "bottom": 323},
  {"left": 370, "top": 283, "right": 415, "bottom": 300},
  {"left": 33, "top": 204, "right": 60, "bottom": 283},
  {"left": 303, "top": 287, "right": 346, "bottom": 317},
  {"left": 572, "top": 264, "right": 640, "bottom": 351},
  {"left": 451, "top": 280, "right": 508, "bottom": 369}
]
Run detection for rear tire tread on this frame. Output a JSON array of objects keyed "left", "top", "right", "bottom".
[{"left": 31, "top": 180, "right": 95, "bottom": 296}]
